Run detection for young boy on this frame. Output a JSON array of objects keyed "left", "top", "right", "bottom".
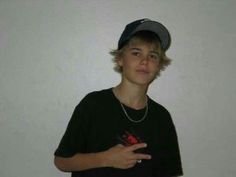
[{"left": 54, "top": 18, "right": 183, "bottom": 177}]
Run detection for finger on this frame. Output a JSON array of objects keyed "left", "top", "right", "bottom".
[
  {"left": 115, "top": 144, "right": 124, "bottom": 148},
  {"left": 134, "top": 153, "right": 152, "bottom": 160},
  {"left": 126, "top": 143, "right": 147, "bottom": 152}
]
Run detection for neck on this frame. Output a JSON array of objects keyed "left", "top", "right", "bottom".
[{"left": 113, "top": 82, "right": 148, "bottom": 109}]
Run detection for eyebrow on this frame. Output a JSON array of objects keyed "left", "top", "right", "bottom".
[
  {"left": 130, "top": 47, "right": 159, "bottom": 54},
  {"left": 130, "top": 47, "right": 141, "bottom": 51}
]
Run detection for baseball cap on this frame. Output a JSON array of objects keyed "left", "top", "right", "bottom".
[{"left": 118, "top": 18, "right": 171, "bottom": 51}]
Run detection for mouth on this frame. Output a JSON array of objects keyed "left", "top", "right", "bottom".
[{"left": 136, "top": 69, "right": 149, "bottom": 74}]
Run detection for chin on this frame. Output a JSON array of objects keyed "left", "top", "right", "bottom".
[
  {"left": 136, "top": 76, "right": 156, "bottom": 85},
  {"left": 132, "top": 79, "right": 153, "bottom": 86}
]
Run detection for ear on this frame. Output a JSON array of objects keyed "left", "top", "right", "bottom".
[{"left": 116, "top": 57, "right": 123, "bottom": 67}]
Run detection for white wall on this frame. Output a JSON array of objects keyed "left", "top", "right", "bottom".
[{"left": 0, "top": 0, "right": 235, "bottom": 177}]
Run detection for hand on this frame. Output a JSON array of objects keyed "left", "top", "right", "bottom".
[{"left": 102, "top": 143, "right": 151, "bottom": 169}]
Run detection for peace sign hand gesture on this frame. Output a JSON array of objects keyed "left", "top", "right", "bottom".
[{"left": 102, "top": 143, "right": 151, "bottom": 169}]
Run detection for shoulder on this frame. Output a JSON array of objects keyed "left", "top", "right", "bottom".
[
  {"left": 71, "top": 88, "right": 113, "bottom": 117},
  {"left": 84, "top": 88, "right": 112, "bottom": 101},
  {"left": 86, "top": 88, "right": 112, "bottom": 98},
  {"left": 148, "top": 97, "right": 175, "bottom": 125},
  {"left": 148, "top": 97, "right": 171, "bottom": 116},
  {"left": 77, "top": 88, "right": 113, "bottom": 107}
]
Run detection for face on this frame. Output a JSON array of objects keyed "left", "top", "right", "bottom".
[{"left": 117, "top": 41, "right": 161, "bottom": 86}]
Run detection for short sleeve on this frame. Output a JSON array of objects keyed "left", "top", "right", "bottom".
[{"left": 54, "top": 96, "right": 90, "bottom": 158}]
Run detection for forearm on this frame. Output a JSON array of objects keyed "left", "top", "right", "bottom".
[
  {"left": 54, "top": 143, "right": 151, "bottom": 172},
  {"left": 54, "top": 152, "right": 107, "bottom": 172}
]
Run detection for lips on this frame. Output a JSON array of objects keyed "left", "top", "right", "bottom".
[{"left": 136, "top": 69, "right": 149, "bottom": 74}]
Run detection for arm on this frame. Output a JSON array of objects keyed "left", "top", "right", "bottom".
[
  {"left": 54, "top": 152, "right": 105, "bottom": 172},
  {"left": 54, "top": 143, "right": 151, "bottom": 172}
]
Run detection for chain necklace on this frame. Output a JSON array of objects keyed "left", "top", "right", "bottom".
[{"left": 119, "top": 98, "right": 148, "bottom": 123}]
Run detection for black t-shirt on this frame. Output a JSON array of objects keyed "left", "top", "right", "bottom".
[{"left": 54, "top": 88, "right": 183, "bottom": 177}]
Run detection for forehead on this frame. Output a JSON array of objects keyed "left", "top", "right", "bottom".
[{"left": 127, "top": 38, "right": 160, "bottom": 51}]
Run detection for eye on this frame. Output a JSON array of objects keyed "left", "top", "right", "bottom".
[
  {"left": 149, "top": 53, "right": 160, "bottom": 60},
  {"left": 131, "top": 51, "right": 141, "bottom": 57}
]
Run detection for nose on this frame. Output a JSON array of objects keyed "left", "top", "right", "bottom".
[{"left": 140, "top": 55, "right": 149, "bottom": 64}]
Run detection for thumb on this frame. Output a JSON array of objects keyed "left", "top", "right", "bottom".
[{"left": 116, "top": 144, "right": 124, "bottom": 147}]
